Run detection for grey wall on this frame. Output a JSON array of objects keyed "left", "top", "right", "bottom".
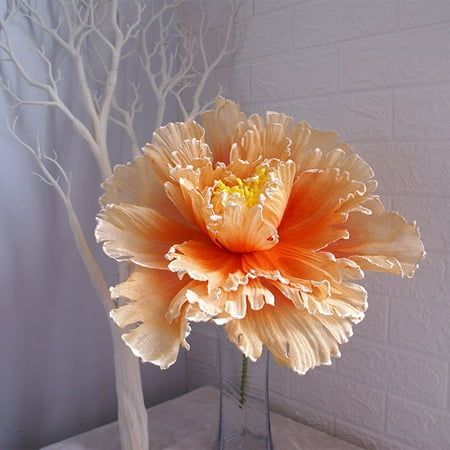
[
  {"left": 0, "top": 3, "right": 186, "bottom": 449},
  {"left": 186, "top": 1, "right": 450, "bottom": 449}
]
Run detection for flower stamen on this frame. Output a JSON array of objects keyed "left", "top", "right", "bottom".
[{"left": 214, "top": 167, "right": 269, "bottom": 207}]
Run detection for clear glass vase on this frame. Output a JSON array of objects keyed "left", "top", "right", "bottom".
[{"left": 216, "top": 328, "right": 274, "bottom": 450}]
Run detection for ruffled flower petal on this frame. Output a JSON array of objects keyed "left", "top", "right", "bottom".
[
  {"left": 165, "top": 178, "right": 209, "bottom": 232},
  {"left": 282, "top": 120, "right": 374, "bottom": 182},
  {"left": 279, "top": 168, "right": 368, "bottom": 250},
  {"left": 225, "top": 294, "right": 353, "bottom": 374},
  {"left": 166, "top": 239, "right": 244, "bottom": 295},
  {"left": 96, "top": 204, "right": 202, "bottom": 269},
  {"left": 202, "top": 96, "right": 247, "bottom": 164},
  {"left": 143, "top": 121, "right": 205, "bottom": 182},
  {"left": 232, "top": 113, "right": 291, "bottom": 162},
  {"left": 297, "top": 144, "right": 374, "bottom": 182},
  {"left": 100, "top": 155, "right": 183, "bottom": 223},
  {"left": 217, "top": 279, "right": 276, "bottom": 320},
  {"left": 207, "top": 202, "right": 279, "bottom": 253},
  {"left": 96, "top": 97, "right": 424, "bottom": 373},
  {"left": 245, "top": 241, "right": 364, "bottom": 288},
  {"left": 110, "top": 268, "right": 190, "bottom": 369},
  {"left": 260, "top": 159, "right": 296, "bottom": 229},
  {"left": 327, "top": 205, "right": 425, "bottom": 278},
  {"left": 166, "top": 280, "right": 222, "bottom": 323},
  {"left": 269, "top": 279, "right": 367, "bottom": 324}
]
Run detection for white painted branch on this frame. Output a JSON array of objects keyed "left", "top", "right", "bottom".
[{"left": 1, "top": 2, "right": 241, "bottom": 450}]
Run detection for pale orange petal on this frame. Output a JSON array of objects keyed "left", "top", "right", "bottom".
[
  {"left": 279, "top": 169, "right": 368, "bottom": 250},
  {"left": 265, "top": 110, "right": 293, "bottom": 131},
  {"left": 110, "top": 268, "right": 190, "bottom": 369},
  {"left": 169, "top": 138, "right": 212, "bottom": 169},
  {"left": 95, "top": 204, "right": 202, "bottom": 269},
  {"left": 207, "top": 201, "right": 278, "bottom": 253},
  {"left": 260, "top": 159, "right": 296, "bottom": 229},
  {"left": 166, "top": 239, "right": 245, "bottom": 295},
  {"left": 165, "top": 178, "right": 209, "bottom": 232},
  {"left": 233, "top": 113, "right": 291, "bottom": 162},
  {"left": 328, "top": 208, "right": 425, "bottom": 278},
  {"left": 297, "top": 145, "right": 374, "bottom": 182},
  {"left": 166, "top": 280, "right": 221, "bottom": 324},
  {"left": 143, "top": 121, "right": 205, "bottom": 181},
  {"left": 202, "top": 96, "right": 247, "bottom": 164},
  {"left": 268, "top": 279, "right": 366, "bottom": 323},
  {"left": 100, "top": 155, "right": 182, "bottom": 223},
  {"left": 225, "top": 295, "right": 353, "bottom": 374},
  {"left": 286, "top": 123, "right": 373, "bottom": 182},
  {"left": 217, "top": 279, "right": 275, "bottom": 320},
  {"left": 244, "top": 242, "right": 363, "bottom": 287}
]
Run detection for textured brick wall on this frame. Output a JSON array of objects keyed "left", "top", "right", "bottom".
[{"left": 185, "top": 1, "right": 450, "bottom": 448}]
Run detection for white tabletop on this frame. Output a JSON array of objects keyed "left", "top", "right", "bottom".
[{"left": 42, "top": 386, "right": 361, "bottom": 450}]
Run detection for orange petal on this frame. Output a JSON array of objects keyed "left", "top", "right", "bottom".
[
  {"left": 100, "top": 155, "right": 183, "bottom": 223},
  {"left": 166, "top": 280, "right": 222, "bottom": 324},
  {"left": 261, "top": 159, "right": 296, "bottom": 229},
  {"left": 244, "top": 243, "right": 363, "bottom": 287},
  {"left": 166, "top": 240, "right": 245, "bottom": 295},
  {"left": 225, "top": 295, "right": 353, "bottom": 374},
  {"left": 95, "top": 204, "right": 202, "bottom": 269},
  {"left": 265, "top": 110, "right": 293, "bottom": 131},
  {"left": 328, "top": 208, "right": 425, "bottom": 278},
  {"left": 279, "top": 169, "right": 367, "bottom": 250},
  {"left": 233, "top": 113, "right": 291, "bottom": 162},
  {"left": 165, "top": 178, "right": 209, "bottom": 232},
  {"left": 268, "top": 278, "right": 366, "bottom": 324},
  {"left": 202, "top": 96, "right": 247, "bottom": 164},
  {"left": 286, "top": 123, "right": 373, "bottom": 182},
  {"left": 218, "top": 279, "right": 276, "bottom": 320},
  {"left": 110, "top": 268, "right": 190, "bottom": 369},
  {"left": 207, "top": 202, "right": 279, "bottom": 253},
  {"left": 297, "top": 145, "right": 374, "bottom": 182},
  {"left": 143, "top": 121, "right": 205, "bottom": 182}
]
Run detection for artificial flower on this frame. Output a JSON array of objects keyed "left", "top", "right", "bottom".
[{"left": 96, "top": 97, "right": 424, "bottom": 373}]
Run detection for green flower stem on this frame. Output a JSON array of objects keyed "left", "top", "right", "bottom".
[{"left": 239, "top": 354, "right": 248, "bottom": 409}]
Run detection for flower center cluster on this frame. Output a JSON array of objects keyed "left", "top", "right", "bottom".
[{"left": 214, "top": 167, "right": 269, "bottom": 207}]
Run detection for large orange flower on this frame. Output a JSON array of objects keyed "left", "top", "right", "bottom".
[{"left": 96, "top": 97, "right": 424, "bottom": 373}]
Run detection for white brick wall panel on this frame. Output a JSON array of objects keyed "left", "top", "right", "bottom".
[
  {"left": 337, "top": 338, "right": 448, "bottom": 408},
  {"left": 354, "top": 142, "right": 450, "bottom": 196},
  {"left": 292, "top": 0, "right": 397, "bottom": 49},
  {"left": 182, "top": 0, "right": 253, "bottom": 31},
  {"left": 290, "top": 91, "right": 393, "bottom": 141},
  {"left": 289, "top": 370, "right": 341, "bottom": 414},
  {"left": 241, "top": 99, "right": 291, "bottom": 116},
  {"left": 362, "top": 252, "right": 449, "bottom": 302},
  {"left": 386, "top": 395, "right": 450, "bottom": 448},
  {"left": 202, "top": 63, "right": 250, "bottom": 104},
  {"left": 254, "top": 0, "right": 304, "bottom": 16},
  {"left": 331, "top": 377, "right": 386, "bottom": 432},
  {"left": 340, "top": 26, "right": 450, "bottom": 90},
  {"left": 186, "top": 2, "right": 450, "bottom": 447},
  {"left": 389, "top": 298, "right": 450, "bottom": 358},
  {"left": 392, "top": 194, "right": 450, "bottom": 253},
  {"left": 291, "top": 370, "right": 386, "bottom": 431},
  {"left": 250, "top": 46, "right": 338, "bottom": 102},
  {"left": 219, "top": 8, "right": 294, "bottom": 65},
  {"left": 353, "top": 292, "right": 389, "bottom": 342},
  {"left": 395, "top": 86, "right": 450, "bottom": 140},
  {"left": 399, "top": 0, "right": 450, "bottom": 29}
]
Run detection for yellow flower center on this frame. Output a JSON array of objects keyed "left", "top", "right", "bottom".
[{"left": 214, "top": 167, "right": 269, "bottom": 207}]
